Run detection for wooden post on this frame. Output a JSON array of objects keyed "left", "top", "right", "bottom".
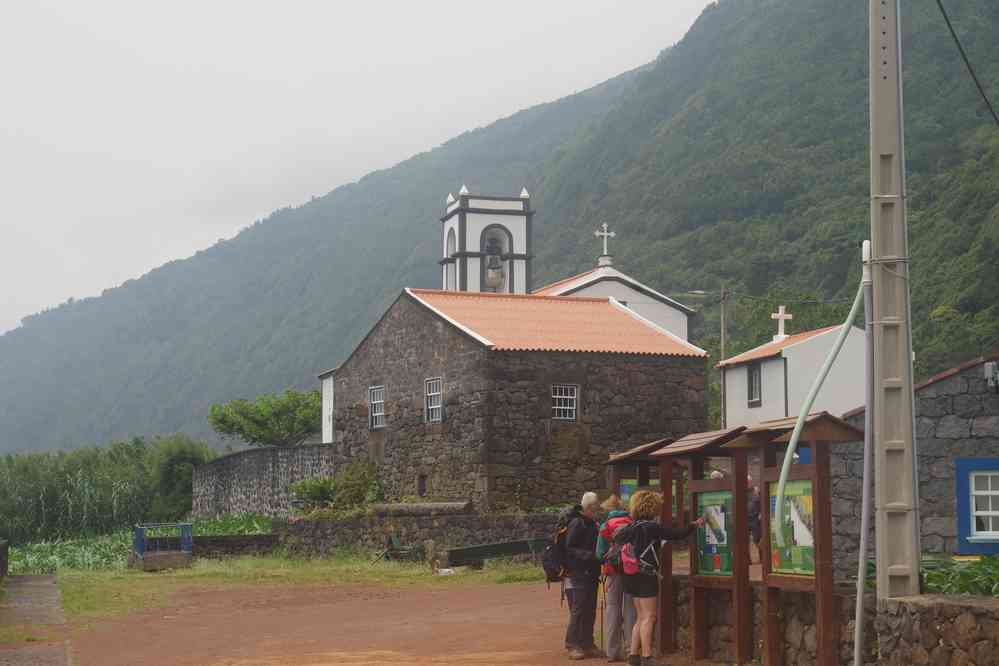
[
  {"left": 812, "top": 442, "right": 838, "bottom": 666},
  {"left": 732, "top": 449, "right": 752, "bottom": 664},
  {"left": 638, "top": 461, "right": 650, "bottom": 488},
  {"left": 659, "top": 460, "right": 675, "bottom": 654},
  {"left": 761, "top": 447, "right": 782, "bottom": 666},
  {"left": 688, "top": 456, "right": 708, "bottom": 660},
  {"left": 610, "top": 464, "right": 622, "bottom": 497}
]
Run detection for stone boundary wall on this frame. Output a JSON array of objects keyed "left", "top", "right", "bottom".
[
  {"left": 876, "top": 594, "right": 999, "bottom": 666},
  {"left": 192, "top": 445, "right": 336, "bottom": 518},
  {"left": 279, "top": 508, "right": 558, "bottom": 559},
  {"left": 143, "top": 534, "right": 279, "bottom": 558}
]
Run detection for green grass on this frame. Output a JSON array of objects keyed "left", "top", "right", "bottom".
[
  {"left": 57, "top": 552, "right": 543, "bottom": 621},
  {"left": 10, "top": 514, "right": 273, "bottom": 575}
]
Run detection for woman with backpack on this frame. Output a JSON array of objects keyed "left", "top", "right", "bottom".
[
  {"left": 615, "top": 489, "right": 704, "bottom": 666},
  {"left": 596, "top": 494, "right": 635, "bottom": 662}
]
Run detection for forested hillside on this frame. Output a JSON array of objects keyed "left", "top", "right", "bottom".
[{"left": 2, "top": 0, "right": 997, "bottom": 452}]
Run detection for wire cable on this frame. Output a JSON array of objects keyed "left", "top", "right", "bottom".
[{"left": 934, "top": 0, "right": 999, "bottom": 126}]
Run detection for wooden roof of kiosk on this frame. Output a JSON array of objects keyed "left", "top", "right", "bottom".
[
  {"left": 722, "top": 411, "right": 863, "bottom": 666},
  {"left": 606, "top": 437, "right": 673, "bottom": 465},
  {"left": 722, "top": 412, "right": 863, "bottom": 451},
  {"left": 647, "top": 424, "right": 752, "bottom": 664}
]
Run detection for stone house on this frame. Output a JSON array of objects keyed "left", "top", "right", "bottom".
[
  {"left": 835, "top": 350, "right": 999, "bottom": 564},
  {"left": 323, "top": 287, "right": 707, "bottom": 510}
]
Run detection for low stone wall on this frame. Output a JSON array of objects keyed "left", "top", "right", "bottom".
[
  {"left": 876, "top": 594, "right": 999, "bottom": 666},
  {"left": 192, "top": 445, "right": 336, "bottom": 518},
  {"left": 669, "top": 578, "right": 878, "bottom": 665},
  {"left": 279, "top": 507, "right": 557, "bottom": 559},
  {"left": 143, "top": 534, "right": 279, "bottom": 558}
]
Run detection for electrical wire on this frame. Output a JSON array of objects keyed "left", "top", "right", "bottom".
[{"left": 934, "top": 0, "right": 999, "bottom": 126}]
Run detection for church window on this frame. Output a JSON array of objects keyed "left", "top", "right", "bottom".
[
  {"left": 445, "top": 229, "right": 457, "bottom": 290},
  {"left": 368, "top": 386, "right": 386, "bottom": 429},
  {"left": 425, "top": 377, "right": 443, "bottom": 423},
  {"left": 551, "top": 384, "right": 578, "bottom": 421},
  {"left": 747, "top": 362, "right": 762, "bottom": 408}
]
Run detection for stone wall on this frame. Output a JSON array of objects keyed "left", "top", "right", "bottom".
[
  {"left": 831, "top": 359, "right": 999, "bottom": 574},
  {"left": 667, "top": 579, "right": 878, "bottom": 665},
  {"left": 279, "top": 506, "right": 558, "bottom": 559},
  {"left": 876, "top": 594, "right": 999, "bottom": 666},
  {"left": 333, "top": 293, "right": 491, "bottom": 506},
  {"left": 485, "top": 351, "right": 707, "bottom": 508},
  {"left": 192, "top": 445, "right": 336, "bottom": 518}
]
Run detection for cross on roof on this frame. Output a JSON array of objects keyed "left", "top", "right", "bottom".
[
  {"left": 594, "top": 223, "right": 616, "bottom": 256},
  {"left": 771, "top": 305, "right": 793, "bottom": 342}
]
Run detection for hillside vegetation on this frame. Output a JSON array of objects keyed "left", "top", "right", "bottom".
[{"left": 1, "top": 0, "right": 997, "bottom": 452}]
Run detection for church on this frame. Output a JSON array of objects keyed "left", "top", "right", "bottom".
[{"left": 318, "top": 188, "right": 708, "bottom": 510}]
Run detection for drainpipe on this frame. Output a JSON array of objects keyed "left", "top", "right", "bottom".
[{"left": 854, "top": 241, "right": 875, "bottom": 666}]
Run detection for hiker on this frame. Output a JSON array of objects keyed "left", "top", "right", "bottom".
[
  {"left": 597, "top": 494, "right": 636, "bottom": 662},
  {"left": 615, "top": 489, "right": 704, "bottom": 666},
  {"left": 564, "top": 491, "right": 602, "bottom": 660}
]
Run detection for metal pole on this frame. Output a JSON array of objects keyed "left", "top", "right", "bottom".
[
  {"left": 870, "top": 0, "right": 921, "bottom": 599},
  {"left": 854, "top": 241, "right": 875, "bottom": 666},
  {"left": 720, "top": 285, "right": 727, "bottom": 427}
]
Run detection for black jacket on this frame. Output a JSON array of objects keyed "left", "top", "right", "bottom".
[
  {"left": 614, "top": 520, "right": 695, "bottom": 563},
  {"left": 565, "top": 513, "right": 600, "bottom": 583}
]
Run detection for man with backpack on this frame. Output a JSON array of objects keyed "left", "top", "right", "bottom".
[
  {"left": 596, "top": 494, "right": 635, "bottom": 662},
  {"left": 563, "top": 491, "right": 602, "bottom": 660}
]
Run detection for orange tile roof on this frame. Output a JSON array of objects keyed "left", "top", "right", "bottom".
[
  {"left": 716, "top": 326, "right": 841, "bottom": 368},
  {"left": 406, "top": 288, "right": 706, "bottom": 357},
  {"left": 533, "top": 268, "right": 600, "bottom": 296}
]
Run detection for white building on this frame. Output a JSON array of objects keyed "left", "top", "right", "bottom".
[{"left": 719, "top": 308, "right": 865, "bottom": 428}]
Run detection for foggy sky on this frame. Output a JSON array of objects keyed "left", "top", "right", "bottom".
[{"left": 0, "top": 1, "right": 713, "bottom": 333}]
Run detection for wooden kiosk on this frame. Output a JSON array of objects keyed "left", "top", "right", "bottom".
[
  {"left": 650, "top": 426, "right": 751, "bottom": 664},
  {"left": 723, "top": 412, "right": 863, "bottom": 666},
  {"left": 606, "top": 438, "right": 673, "bottom": 500}
]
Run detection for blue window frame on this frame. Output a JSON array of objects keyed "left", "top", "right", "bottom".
[{"left": 956, "top": 458, "right": 999, "bottom": 555}]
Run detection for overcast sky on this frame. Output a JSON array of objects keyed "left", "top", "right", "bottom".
[{"left": 0, "top": 1, "right": 713, "bottom": 333}]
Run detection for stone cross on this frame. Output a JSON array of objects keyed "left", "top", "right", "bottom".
[
  {"left": 594, "top": 223, "right": 616, "bottom": 256},
  {"left": 772, "top": 305, "right": 793, "bottom": 342}
]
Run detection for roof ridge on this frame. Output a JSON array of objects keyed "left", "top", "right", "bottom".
[
  {"left": 717, "top": 324, "right": 848, "bottom": 368},
  {"left": 407, "top": 288, "right": 609, "bottom": 303},
  {"left": 533, "top": 268, "right": 600, "bottom": 294}
]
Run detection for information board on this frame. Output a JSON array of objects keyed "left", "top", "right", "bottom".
[
  {"left": 618, "top": 478, "right": 664, "bottom": 503},
  {"left": 768, "top": 480, "right": 816, "bottom": 576},
  {"left": 696, "top": 490, "right": 733, "bottom": 576}
]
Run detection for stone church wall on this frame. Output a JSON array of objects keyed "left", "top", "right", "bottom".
[
  {"left": 485, "top": 351, "right": 707, "bottom": 509},
  {"left": 332, "top": 293, "right": 492, "bottom": 506},
  {"left": 192, "top": 444, "right": 336, "bottom": 518}
]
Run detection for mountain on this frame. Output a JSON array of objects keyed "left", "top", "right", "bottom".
[{"left": 2, "top": 0, "right": 997, "bottom": 453}]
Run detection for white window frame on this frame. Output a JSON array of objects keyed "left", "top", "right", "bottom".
[
  {"left": 425, "top": 377, "right": 443, "bottom": 424},
  {"left": 970, "top": 471, "right": 999, "bottom": 539},
  {"left": 368, "top": 385, "right": 386, "bottom": 430},
  {"left": 747, "top": 362, "right": 762, "bottom": 408},
  {"left": 551, "top": 384, "right": 579, "bottom": 421}
]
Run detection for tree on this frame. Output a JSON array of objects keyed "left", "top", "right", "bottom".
[
  {"left": 146, "top": 434, "right": 216, "bottom": 521},
  {"left": 208, "top": 389, "right": 321, "bottom": 448}
]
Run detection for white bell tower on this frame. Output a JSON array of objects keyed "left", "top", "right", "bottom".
[{"left": 439, "top": 185, "right": 533, "bottom": 294}]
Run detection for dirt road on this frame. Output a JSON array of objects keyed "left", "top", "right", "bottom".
[{"left": 71, "top": 582, "right": 582, "bottom": 666}]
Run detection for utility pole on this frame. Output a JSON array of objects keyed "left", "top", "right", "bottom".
[
  {"left": 719, "top": 285, "right": 728, "bottom": 428},
  {"left": 870, "top": 0, "right": 921, "bottom": 599}
]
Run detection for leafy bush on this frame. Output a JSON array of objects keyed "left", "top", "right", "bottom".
[
  {"left": 208, "top": 389, "right": 321, "bottom": 448},
  {"left": 298, "top": 460, "right": 383, "bottom": 520},
  {"left": 923, "top": 556, "right": 999, "bottom": 597},
  {"left": 290, "top": 477, "right": 336, "bottom": 510},
  {"left": 146, "top": 435, "right": 217, "bottom": 521}
]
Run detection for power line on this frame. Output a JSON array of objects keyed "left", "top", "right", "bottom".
[{"left": 934, "top": 0, "right": 999, "bottom": 126}]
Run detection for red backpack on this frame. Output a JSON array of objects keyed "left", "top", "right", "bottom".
[{"left": 600, "top": 515, "right": 633, "bottom": 575}]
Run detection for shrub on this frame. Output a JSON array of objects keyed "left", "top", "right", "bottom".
[
  {"left": 290, "top": 477, "right": 336, "bottom": 510},
  {"left": 297, "top": 460, "right": 383, "bottom": 520},
  {"left": 923, "top": 556, "right": 999, "bottom": 597}
]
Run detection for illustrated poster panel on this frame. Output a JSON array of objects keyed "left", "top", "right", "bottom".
[
  {"left": 618, "top": 479, "right": 664, "bottom": 505},
  {"left": 768, "top": 480, "right": 815, "bottom": 576},
  {"left": 696, "top": 490, "right": 733, "bottom": 576}
]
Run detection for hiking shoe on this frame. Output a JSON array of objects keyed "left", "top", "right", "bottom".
[
  {"left": 568, "top": 648, "right": 586, "bottom": 661},
  {"left": 583, "top": 646, "right": 603, "bottom": 658},
  {"left": 640, "top": 657, "right": 664, "bottom": 666},
  {"left": 626, "top": 656, "right": 641, "bottom": 666}
]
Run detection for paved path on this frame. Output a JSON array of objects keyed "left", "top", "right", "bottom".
[{"left": 0, "top": 575, "right": 69, "bottom": 666}]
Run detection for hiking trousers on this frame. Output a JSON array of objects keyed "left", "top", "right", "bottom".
[
  {"left": 604, "top": 574, "right": 636, "bottom": 658},
  {"left": 564, "top": 581, "right": 598, "bottom": 650}
]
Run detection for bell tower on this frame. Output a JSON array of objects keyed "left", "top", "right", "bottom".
[{"left": 439, "top": 185, "right": 533, "bottom": 294}]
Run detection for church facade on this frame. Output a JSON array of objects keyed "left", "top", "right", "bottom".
[{"left": 320, "top": 188, "right": 707, "bottom": 510}]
